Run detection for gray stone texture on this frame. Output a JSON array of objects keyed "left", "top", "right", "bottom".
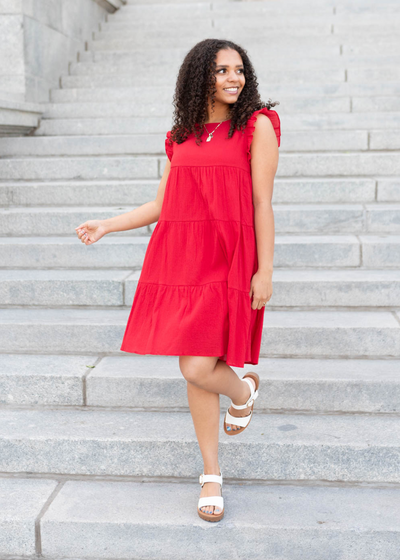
[
  {"left": 40, "top": 481, "right": 400, "bottom": 560},
  {"left": 0, "top": 477, "right": 57, "bottom": 556},
  {"left": 0, "top": 353, "right": 97, "bottom": 405},
  {"left": 0, "top": 308, "right": 398, "bottom": 357},
  {"left": 1, "top": 407, "right": 400, "bottom": 481},
  {"left": 0, "top": 0, "right": 123, "bottom": 134},
  {"left": 87, "top": 355, "right": 400, "bottom": 413}
]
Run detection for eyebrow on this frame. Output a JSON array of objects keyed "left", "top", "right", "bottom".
[{"left": 215, "top": 64, "right": 244, "bottom": 68}]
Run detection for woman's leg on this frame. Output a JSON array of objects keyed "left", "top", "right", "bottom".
[{"left": 179, "top": 356, "right": 256, "bottom": 516}]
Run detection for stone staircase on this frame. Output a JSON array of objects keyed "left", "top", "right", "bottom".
[{"left": 1, "top": 0, "right": 400, "bottom": 558}]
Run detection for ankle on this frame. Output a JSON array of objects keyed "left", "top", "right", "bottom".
[{"left": 203, "top": 465, "right": 221, "bottom": 475}]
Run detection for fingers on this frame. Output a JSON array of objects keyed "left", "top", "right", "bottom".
[
  {"left": 75, "top": 227, "right": 90, "bottom": 244},
  {"left": 251, "top": 297, "right": 271, "bottom": 310}
]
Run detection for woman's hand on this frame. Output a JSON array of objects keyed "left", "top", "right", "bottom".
[
  {"left": 75, "top": 220, "right": 107, "bottom": 245},
  {"left": 249, "top": 270, "right": 273, "bottom": 310}
]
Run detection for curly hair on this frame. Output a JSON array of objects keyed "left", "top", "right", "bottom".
[{"left": 167, "top": 38, "right": 279, "bottom": 146}]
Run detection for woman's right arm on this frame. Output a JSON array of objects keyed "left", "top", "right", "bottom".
[{"left": 75, "top": 158, "right": 171, "bottom": 245}]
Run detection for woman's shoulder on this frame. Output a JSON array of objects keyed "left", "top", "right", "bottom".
[
  {"left": 245, "top": 107, "right": 281, "bottom": 146},
  {"left": 244, "top": 107, "right": 281, "bottom": 163}
]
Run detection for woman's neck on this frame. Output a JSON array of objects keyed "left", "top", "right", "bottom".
[{"left": 204, "top": 117, "right": 230, "bottom": 124}]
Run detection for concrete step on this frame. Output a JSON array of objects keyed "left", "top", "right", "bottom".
[
  {"left": 67, "top": 58, "right": 400, "bottom": 76},
  {"left": 60, "top": 68, "right": 346, "bottom": 88},
  {"left": 34, "top": 114, "right": 400, "bottom": 136},
  {"left": 125, "top": 0, "right": 396, "bottom": 10},
  {"left": 3, "top": 477, "right": 400, "bottom": 560},
  {"left": 70, "top": 59, "right": 399, "bottom": 86},
  {"left": 1, "top": 153, "right": 400, "bottom": 180},
  {"left": 0, "top": 99, "right": 42, "bottom": 138},
  {"left": 80, "top": 45, "right": 343, "bottom": 62},
  {"left": 49, "top": 82, "right": 400, "bottom": 103},
  {"left": 42, "top": 96, "right": 352, "bottom": 118},
  {"left": 1, "top": 407, "right": 400, "bottom": 481},
  {"left": 0, "top": 206, "right": 149, "bottom": 236},
  {"left": 0, "top": 308, "right": 399, "bottom": 356},
  {"left": 2, "top": 354, "right": 400, "bottom": 412},
  {"left": 0, "top": 477, "right": 58, "bottom": 558},
  {"left": 78, "top": 48, "right": 400, "bottom": 70},
  {"left": 1, "top": 178, "right": 387, "bottom": 206},
  {"left": 91, "top": 25, "right": 333, "bottom": 41},
  {"left": 2, "top": 234, "right": 400, "bottom": 269},
  {"left": 107, "top": 8, "right": 400, "bottom": 23},
  {"left": 6, "top": 130, "right": 400, "bottom": 153},
  {"left": 0, "top": 269, "right": 130, "bottom": 306},
  {"left": 87, "top": 36, "right": 400, "bottom": 53},
  {"left": 1, "top": 204, "right": 400, "bottom": 236},
  {"left": 0, "top": 155, "right": 158, "bottom": 180},
  {"left": 95, "top": 24, "right": 400, "bottom": 41},
  {"left": 2, "top": 269, "right": 400, "bottom": 308}
]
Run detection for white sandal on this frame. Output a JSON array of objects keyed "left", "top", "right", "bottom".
[
  {"left": 224, "top": 372, "right": 260, "bottom": 436},
  {"left": 197, "top": 472, "right": 224, "bottom": 522}
]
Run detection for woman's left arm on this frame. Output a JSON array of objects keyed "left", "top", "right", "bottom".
[{"left": 249, "top": 114, "right": 279, "bottom": 310}]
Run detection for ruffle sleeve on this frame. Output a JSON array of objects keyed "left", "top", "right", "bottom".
[
  {"left": 165, "top": 130, "right": 174, "bottom": 162},
  {"left": 245, "top": 107, "right": 281, "bottom": 163}
]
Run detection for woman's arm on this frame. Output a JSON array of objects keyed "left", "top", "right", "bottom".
[
  {"left": 248, "top": 114, "right": 279, "bottom": 309},
  {"left": 75, "top": 158, "right": 171, "bottom": 244},
  {"left": 101, "top": 158, "right": 171, "bottom": 233}
]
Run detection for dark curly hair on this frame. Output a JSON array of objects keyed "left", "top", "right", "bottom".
[{"left": 167, "top": 38, "right": 279, "bottom": 146}]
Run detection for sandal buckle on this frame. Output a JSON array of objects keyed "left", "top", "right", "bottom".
[{"left": 199, "top": 474, "right": 204, "bottom": 486}]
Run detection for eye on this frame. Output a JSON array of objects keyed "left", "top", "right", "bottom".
[{"left": 216, "top": 68, "right": 244, "bottom": 73}]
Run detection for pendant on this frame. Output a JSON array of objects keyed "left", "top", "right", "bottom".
[{"left": 206, "top": 134, "right": 213, "bottom": 142}]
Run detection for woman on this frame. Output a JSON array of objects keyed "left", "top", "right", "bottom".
[{"left": 75, "top": 38, "right": 280, "bottom": 523}]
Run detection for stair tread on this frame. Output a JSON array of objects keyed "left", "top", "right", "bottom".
[{"left": 1, "top": 407, "right": 400, "bottom": 445}]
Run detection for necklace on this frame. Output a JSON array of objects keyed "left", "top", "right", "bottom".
[{"left": 203, "top": 118, "right": 230, "bottom": 142}]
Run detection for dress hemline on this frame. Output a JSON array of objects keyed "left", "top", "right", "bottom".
[{"left": 119, "top": 347, "right": 259, "bottom": 368}]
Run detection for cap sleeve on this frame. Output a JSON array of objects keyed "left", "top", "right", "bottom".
[
  {"left": 245, "top": 107, "right": 281, "bottom": 163},
  {"left": 165, "top": 130, "right": 174, "bottom": 162}
]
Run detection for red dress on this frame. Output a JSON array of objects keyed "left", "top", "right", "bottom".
[{"left": 120, "top": 108, "right": 281, "bottom": 367}]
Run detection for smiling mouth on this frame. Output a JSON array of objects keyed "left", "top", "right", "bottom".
[{"left": 224, "top": 87, "right": 239, "bottom": 93}]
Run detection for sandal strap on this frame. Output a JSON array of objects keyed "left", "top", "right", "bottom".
[
  {"left": 199, "top": 473, "right": 223, "bottom": 486},
  {"left": 225, "top": 408, "right": 252, "bottom": 428},
  {"left": 230, "top": 378, "right": 259, "bottom": 410},
  {"left": 198, "top": 496, "right": 224, "bottom": 509}
]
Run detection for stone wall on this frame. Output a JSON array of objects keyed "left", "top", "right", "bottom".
[{"left": 0, "top": 0, "right": 124, "bottom": 104}]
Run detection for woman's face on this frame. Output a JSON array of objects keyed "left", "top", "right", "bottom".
[{"left": 212, "top": 48, "right": 245, "bottom": 106}]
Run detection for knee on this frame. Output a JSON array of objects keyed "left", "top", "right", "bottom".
[{"left": 179, "top": 356, "right": 210, "bottom": 385}]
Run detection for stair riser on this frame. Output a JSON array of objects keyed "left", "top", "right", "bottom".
[
  {"left": 1, "top": 431, "right": 399, "bottom": 482},
  {"left": 2, "top": 354, "right": 400, "bottom": 413},
  {"left": 1, "top": 206, "right": 400, "bottom": 235},
  {"left": 88, "top": 37, "right": 400, "bottom": 53},
  {"left": 0, "top": 240, "right": 363, "bottom": 269},
  {"left": 73, "top": 54, "right": 400, "bottom": 71},
  {"left": 1, "top": 179, "right": 387, "bottom": 205},
  {"left": 1, "top": 154, "right": 399, "bottom": 180},
  {"left": 34, "top": 115, "right": 400, "bottom": 136},
  {"left": 49, "top": 82, "right": 400, "bottom": 102},
  {"left": 2, "top": 367, "right": 400, "bottom": 413},
  {"left": 0, "top": 322, "right": 399, "bottom": 356},
  {"left": 5, "top": 131, "right": 400, "bottom": 152},
  {"left": 2, "top": 277, "right": 400, "bottom": 308},
  {"left": 43, "top": 97, "right": 351, "bottom": 118},
  {"left": 60, "top": 70, "right": 347, "bottom": 89}
]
